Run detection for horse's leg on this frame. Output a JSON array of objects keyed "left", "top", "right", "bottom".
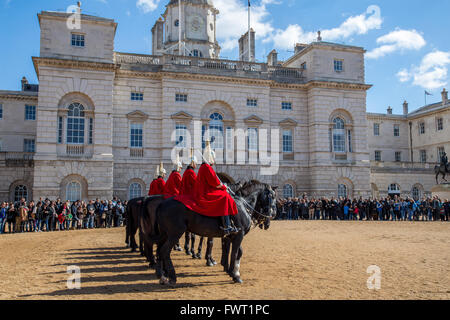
[
  {"left": 139, "top": 230, "right": 145, "bottom": 257},
  {"left": 160, "top": 235, "right": 182, "bottom": 285},
  {"left": 228, "top": 233, "right": 244, "bottom": 283},
  {"left": 125, "top": 215, "right": 130, "bottom": 247},
  {"left": 221, "top": 237, "right": 231, "bottom": 272},
  {"left": 148, "top": 240, "right": 157, "bottom": 269},
  {"left": 195, "top": 237, "right": 204, "bottom": 259},
  {"left": 205, "top": 237, "right": 217, "bottom": 267},
  {"left": 130, "top": 221, "right": 138, "bottom": 252},
  {"left": 155, "top": 233, "right": 167, "bottom": 279},
  {"left": 184, "top": 232, "right": 191, "bottom": 255},
  {"left": 190, "top": 233, "right": 196, "bottom": 256}
]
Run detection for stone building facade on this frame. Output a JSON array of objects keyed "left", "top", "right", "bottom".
[{"left": 0, "top": 0, "right": 447, "bottom": 202}]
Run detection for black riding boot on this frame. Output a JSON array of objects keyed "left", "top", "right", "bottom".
[{"left": 220, "top": 215, "right": 239, "bottom": 236}]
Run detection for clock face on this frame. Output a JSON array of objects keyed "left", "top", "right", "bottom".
[{"left": 190, "top": 15, "right": 204, "bottom": 34}]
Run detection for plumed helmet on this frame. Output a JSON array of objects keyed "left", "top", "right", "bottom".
[
  {"left": 203, "top": 140, "right": 216, "bottom": 165},
  {"left": 173, "top": 154, "right": 183, "bottom": 171},
  {"left": 159, "top": 162, "right": 166, "bottom": 176},
  {"left": 189, "top": 148, "right": 198, "bottom": 166}
]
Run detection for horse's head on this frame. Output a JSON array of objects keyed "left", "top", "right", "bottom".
[{"left": 255, "top": 185, "right": 278, "bottom": 229}]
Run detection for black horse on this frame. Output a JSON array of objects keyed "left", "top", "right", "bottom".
[
  {"left": 125, "top": 195, "right": 165, "bottom": 268},
  {"left": 184, "top": 232, "right": 217, "bottom": 266},
  {"left": 152, "top": 181, "right": 277, "bottom": 285}
]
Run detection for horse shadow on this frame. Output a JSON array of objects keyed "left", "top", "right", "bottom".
[{"left": 23, "top": 246, "right": 232, "bottom": 298}]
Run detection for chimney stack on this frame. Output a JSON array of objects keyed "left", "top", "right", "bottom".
[
  {"left": 387, "top": 106, "right": 393, "bottom": 115},
  {"left": 239, "top": 29, "right": 255, "bottom": 62},
  {"left": 403, "top": 100, "right": 409, "bottom": 115},
  {"left": 442, "top": 88, "right": 448, "bottom": 106},
  {"left": 21, "top": 76, "right": 28, "bottom": 91},
  {"left": 294, "top": 43, "right": 306, "bottom": 54},
  {"left": 267, "top": 49, "right": 278, "bottom": 66}
]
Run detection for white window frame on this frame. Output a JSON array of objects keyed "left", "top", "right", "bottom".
[
  {"left": 175, "top": 94, "right": 188, "bottom": 103},
  {"left": 71, "top": 33, "right": 85, "bottom": 47},
  {"left": 131, "top": 92, "right": 144, "bottom": 101},
  {"left": 14, "top": 185, "right": 28, "bottom": 202},
  {"left": 334, "top": 59, "right": 343, "bottom": 72},
  {"left": 375, "top": 150, "right": 382, "bottom": 162},
  {"left": 66, "top": 181, "right": 82, "bottom": 202},
  {"left": 419, "top": 122, "right": 425, "bottom": 135},
  {"left": 247, "top": 128, "right": 258, "bottom": 151},
  {"left": 282, "top": 102, "right": 292, "bottom": 110},
  {"left": 373, "top": 123, "right": 380, "bottom": 136},
  {"left": 24, "top": 139, "right": 35, "bottom": 153},
  {"left": 67, "top": 102, "right": 85, "bottom": 145},
  {"left": 395, "top": 151, "right": 402, "bottom": 162},
  {"left": 437, "top": 118, "right": 444, "bottom": 131},
  {"left": 175, "top": 124, "right": 187, "bottom": 148},
  {"left": 332, "top": 118, "right": 346, "bottom": 153},
  {"left": 129, "top": 183, "right": 143, "bottom": 200},
  {"left": 338, "top": 184, "right": 347, "bottom": 198},
  {"left": 420, "top": 150, "right": 427, "bottom": 163},
  {"left": 282, "top": 129, "right": 293, "bottom": 153},
  {"left": 283, "top": 184, "right": 294, "bottom": 199},
  {"left": 25, "top": 105, "right": 36, "bottom": 121},
  {"left": 130, "top": 123, "right": 143, "bottom": 148},
  {"left": 394, "top": 124, "right": 400, "bottom": 137},
  {"left": 246, "top": 99, "right": 258, "bottom": 108}
]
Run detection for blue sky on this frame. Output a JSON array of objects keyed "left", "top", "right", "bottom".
[{"left": 1, "top": 0, "right": 449, "bottom": 114}]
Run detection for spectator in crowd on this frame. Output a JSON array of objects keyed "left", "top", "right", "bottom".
[{"left": 0, "top": 202, "right": 6, "bottom": 234}]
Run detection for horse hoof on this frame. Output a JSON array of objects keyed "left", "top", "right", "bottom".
[
  {"left": 169, "top": 279, "right": 177, "bottom": 285},
  {"left": 206, "top": 261, "right": 214, "bottom": 267},
  {"left": 233, "top": 277, "right": 243, "bottom": 284},
  {"left": 160, "top": 276, "right": 169, "bottom": 285},
  {"left": 211, "top": 259, "right": 217, "bottom": 266},
  {"left": 130, "top": 248, "right": 137, "bottom": 253}
]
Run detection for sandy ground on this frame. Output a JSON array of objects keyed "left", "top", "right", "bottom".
[{"left": 0, "top": 221, "right": 449, "bottom": 300}]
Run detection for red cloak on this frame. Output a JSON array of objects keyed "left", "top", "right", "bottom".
[
  {"left": 180, "top": 168, "right": 197, "bottom": 197},
  {"left": 163, "top": 171, "right": 182, "bottom": 198},
  {"left": 148, "top": 178, "right": 166, "bottom": 196},
  {"left": 175, "top": 163, "right": 238, "bottom": 217}
]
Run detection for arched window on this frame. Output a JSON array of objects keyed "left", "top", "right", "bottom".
[
  {"left": 66, "top": 181, "right": 82, "bottom": 202},
  {"left": 67, "top": 102, "right": 85, "bottom": 145},
  {"left": 208, "top": 113, "right": 224, "bottom": 149},
  {"left": 412, "top": 187, "right": 421, "bottom": 201},
  {"left": 129, "top": 183, "right": 142, "bottom": 200},
  {"left": 388, "top": 184, "right": 400, "bottom": 196},
  {"left": 338, "top": 184, "right": 347, "bottom": 199},
  {"left": 283, "top": 184, "right": 294, "bottom": 199},
  {"left": 14, "top": 185, "right": 28, "bottom": 202},
  {"left": 332, "top": 117, "right": 346, "bottom": 152}
]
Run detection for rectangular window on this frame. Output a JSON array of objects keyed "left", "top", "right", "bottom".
[
  {"left": 58, "top": 116, "right": 63, "bottom": 144},
  {"left": 394, "top": 125, "right": 400, "bottom": 137},
  {"left": 131, "top": 92, "right": 144, "bottom": 101},
  {"left": 438, "top": 147, "right": 445, "bottom": 161},
  {"left": 175, "top": 94, "right": 188, "bottom": 102},
  {"left": 301, "top": 62, "right": 307, "bottom": 70},
  {"left": 334, "top": 59, "right": 343, "bottom": 72},
  {"left": 282, "top": 130, "right": 293, "bottom": 153},
  {"left": 88, "top": 118, "right": 93, "bottom": 145},
  {"left": 420, "top": 150, "right": 427, "bottom": 163},
  {"left": 24, "top": 139, "right": 35, "bottom": 153},
  {"left": 247, "top": 99, "right": 258, "bottom": 107},
  {"left": 175, "top": 124, "right": 187, "bottom": 148},
  {"left": 375, "top": 151, "right": 381, "bottom": 162},
  {"left": 71, "top": 33, "right": 85, "bottom": 47},
  {"left": 437, "top": 118, "right": 444, "bottom": 131},
  {"left": 25, "top": 105, "right": 36, "bottom": 120},
  {"left": 67, "top": 117, "right": 85, "bottom": 144},
  {"left": 282, "top": 102, "right": 292, "bottom": 110},
  {"left": 0, "top": 139, "right": 2, "bottom": 151},
  {"left": 247, "top": 128, "right": 258, "bottom": 151},
  {"left": 130, "top": 123, "right": 143, "bottom": 148},
  {"left": 373, "top": 123, "right": 380, "bottom": 136},
  {"left": 419, "top": 122, "right": 425, "bottom": 135},
  {"left": 333, "top": 129, "right": 346, "bottom": 153},
  {"left": 0, "top": 104, "right": 3, "bottom": 119},
  {"left": 395, "top": 151, "right": 402, "bottom": 162}
]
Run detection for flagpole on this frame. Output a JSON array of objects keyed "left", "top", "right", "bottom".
[{"left": 248, "top": 0, "right": 251, "bottom": 62}]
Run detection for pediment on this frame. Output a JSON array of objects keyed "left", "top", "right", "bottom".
[
  {"left": 171, "top": 111, "right": 193, "bottom": 121},
  {"left": 279, "top": 118, "right": 298, "bottom": 127},
  {"left": 244, "top": 114, "right": 264, "bottom": 125},
  {"left": 127, "top": 110, "right": 149, "bottom": 121}
]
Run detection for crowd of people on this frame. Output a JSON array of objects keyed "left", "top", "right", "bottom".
[
  {"left": 276, "top": 196, "right": 450, "bottom": 221},
  {"left": 0, "top": 197, "right": 127, "bottom": 234}
]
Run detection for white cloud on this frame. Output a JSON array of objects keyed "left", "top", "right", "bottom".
[
  {"left": 136, "top": 0, "right": 160, "bottom": 13},
  {"left": 266, "top": 5, "right": 382, "bottom": 50},
  {"left": 398, "top": 51, "right": 450, "bottom": 90},
  {"left": 366, "top": 29, "right": 426, "bottom": 59},
  {"left": 215, "top": 0, "right": 277, "bottom": 51}
]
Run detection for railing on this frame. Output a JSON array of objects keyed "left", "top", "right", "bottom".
[
  {"left": 130, "top": 148, "right": 144, "bottom": 158},
  {"left": 66, "top": 145, "right": 84, "bottom": 156},
  {"left": 114, "top": 52, "right": 305, "bottom": 82},
  {"left": 0, "top": 152, "right": 34, "bottom": 167}
]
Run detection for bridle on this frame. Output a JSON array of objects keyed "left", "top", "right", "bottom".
[{"left": 227, "top": 186, "right": 273, "bottom": 229}]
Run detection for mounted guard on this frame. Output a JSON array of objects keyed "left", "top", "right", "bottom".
[
  {"left": 163, "top": 154, "right": 183, "bottom": 198},
  {"left": 175, "top": 141, "right": 239, "bottom": 235},
  {"left": 148, "top": 162, "right": 166, "bottom": 196}
]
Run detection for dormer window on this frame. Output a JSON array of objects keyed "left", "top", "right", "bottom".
[{"left": 71, "top": 33, "right": 85, "bottom": 47}]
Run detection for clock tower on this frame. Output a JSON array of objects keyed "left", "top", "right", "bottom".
[{"left": 153, "top": 0, "right": 221, "bottom": 58}]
